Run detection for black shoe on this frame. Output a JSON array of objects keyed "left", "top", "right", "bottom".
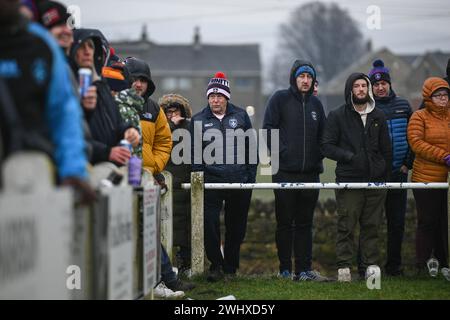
[
  {"left": 165, "top": 278, "right": 196, "bottom": 291},
  {"left": 207, "top": 269, "right": 224, "bottom": 282},
  {"left": 385, "top": 269, "right": 404, "bottom": 277}
]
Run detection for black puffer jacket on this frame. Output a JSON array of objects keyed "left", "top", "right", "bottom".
[
  {"left": 263, "top": 60, "right": 326, "bottom": 174},
  {"left": 321, "top": 73, "right": 392, "bottom": 182}
]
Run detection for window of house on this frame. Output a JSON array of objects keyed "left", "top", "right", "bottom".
[
  {"left": 235, "top": 78, "right": 253, "bottom": 91},
  {"left": 162, "top": 77, "right": 192, "bottom": 91}
]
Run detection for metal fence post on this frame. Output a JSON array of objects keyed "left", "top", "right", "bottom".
[
  {"left": 191, "top": 172, "right": 204, "bottom": 275},
  {"left": 160, "top": 171, "right": 173, "bottom": 261}
]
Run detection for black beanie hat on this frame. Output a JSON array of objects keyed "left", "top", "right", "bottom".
[{"left": 39, "top": 1, "right": 71, "bottom": 29}]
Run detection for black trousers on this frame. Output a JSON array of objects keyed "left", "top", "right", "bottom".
[
  {"left": 413, "top": 189, "right": 448, "bottom": 268},
  {"left": 273, "top": 170, "right": 319, "bottom": 273},
  {"left": 384, "top": 172, "right": 408, "bottom": 273},
  {"left": 204, "top": 189, "right": 252, "bottom": 273}
]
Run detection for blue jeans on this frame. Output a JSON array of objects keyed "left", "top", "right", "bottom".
[{"left": 160, "top": 244, "right": 177, "bottom": 284}]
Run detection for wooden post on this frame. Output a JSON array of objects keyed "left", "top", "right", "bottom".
[{"left": 190, "top": 172, "right": 204, "bottom": 275}]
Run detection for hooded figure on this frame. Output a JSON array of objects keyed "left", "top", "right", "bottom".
[
  {"left": 159, "top": 93, "right": 192, "bottom": 270},
  {"left": 407, "top": 77, "right": 450, "bottom": 272},
  {"left": 322, "top": 73, "right": 392, "bottom": 182},
  {"left": 125, "top": 57, "right": 171, "bottom": 174},
  {"left": 262, "top": 60, "right": 327, "bottom": 281},
  {"left": 263, "top": 60, "right": 326, "bottom": 173},
  {"left": 70, "top": 28, "right": 133, "bottom": 164},
  {"left": 408, "top": 77, "right": 450, "bottom": 183},
  {"left": 321, "top": 73, "right": 393, "bottom": 281}
]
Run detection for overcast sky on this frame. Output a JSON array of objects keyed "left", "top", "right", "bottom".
[{"left": 60, "top": 0, "right": 450, "bottom": 73}]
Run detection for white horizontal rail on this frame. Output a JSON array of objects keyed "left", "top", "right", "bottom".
[{"left": 181, "top": 182, "right": 449, "bottom": 190}]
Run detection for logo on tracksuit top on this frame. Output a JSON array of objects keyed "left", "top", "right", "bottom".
[
  {"left": 229, "top": 118, "right": 238, "bottom": 128},
  {"left": 311, "top": 111, "right": 318, "bottom": 121}
]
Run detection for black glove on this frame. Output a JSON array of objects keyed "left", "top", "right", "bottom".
[{"left": 153, "top": 173, "right": 168, "bottom": 194}]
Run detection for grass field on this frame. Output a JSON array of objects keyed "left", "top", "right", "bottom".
[{"left": 183, "top": 274, "right": 450, "bottom": 300}]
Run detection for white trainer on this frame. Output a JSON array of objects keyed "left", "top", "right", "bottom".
[
  {"left": 338, "top": 267, "right": 351, "bottom": 282},
  {"left": 427, "top": 258, "right": 439, "bottom": 277},
  {"left": 153, "top": 282, "right": 185, "bottom": 299},
  {"left": 441, "top": 267, "right": 450, "bottom": 281}
]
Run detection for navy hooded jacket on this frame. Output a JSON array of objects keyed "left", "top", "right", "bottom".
[{"left": 263, "top": 60, "right": 326, "bottom": 174}]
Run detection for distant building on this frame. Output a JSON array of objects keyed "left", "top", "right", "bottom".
[
  {"left": 111, "top": 26, "right": 263, "bottom": 126},
  {"left": 322, "top": 48, "right": 449, "bottom": 112}
]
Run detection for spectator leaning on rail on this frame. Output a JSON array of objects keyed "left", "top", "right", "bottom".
[
  {"left": 0, "top": 0, "right": 95, "bottom": 204},
  {"left": 369, "top": 59, "right": 413, "bottom": 277},
  {"left": 321, "top": 72, "right": 392, "bottom": 282},
  {"left": 36, "top": 0, "right": 96, "bottom": 162},
  {"left": 190, "top": 72, "right": 257, "bottom": 282},
  {"left": 69, "top": 29, "right": 139, "bottom": 166},
  {"left": 262, "top": 60, "right": 327, "bottom": 282},
  {"left": 125, "top": 58, "right": 196, "bottom": 297},
  {"left": 124, "top": 57, "right": 172, "bottom": 176},
  {"left": 407, "top": 77, "right": 449, "bottom": 277}
]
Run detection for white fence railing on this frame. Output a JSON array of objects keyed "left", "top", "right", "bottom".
[{"left": 182, "top": 172, "right": 450, "bottom": 275}]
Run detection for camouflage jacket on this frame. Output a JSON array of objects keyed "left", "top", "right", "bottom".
[{"left": 115, "top": 88, "right": 144, "bottom": 157}]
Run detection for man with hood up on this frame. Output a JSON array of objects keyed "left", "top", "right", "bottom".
[
  {"left": 321, "top": 73, "right": 392, "bottom": 282},
  {"left": 124, "top": 57, "right": 172, "bottom": 176},
  {"left": 263, "top": 60, "right": 327, "bottom": 281},
  {"left": 70, "top": 29, "right": 139, "bottom": 165}
]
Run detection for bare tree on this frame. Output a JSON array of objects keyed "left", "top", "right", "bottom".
[{"left": 269, "top": 2, "right": 366, "bottom": 91}]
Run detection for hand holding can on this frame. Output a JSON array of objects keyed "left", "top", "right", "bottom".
[{"left": 78, "top": 68, "right": 92, "bottom": 97}]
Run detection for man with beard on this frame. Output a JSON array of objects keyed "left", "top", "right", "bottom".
[{"left": 321, "top": 73, "right": 392, "bottom": 282}]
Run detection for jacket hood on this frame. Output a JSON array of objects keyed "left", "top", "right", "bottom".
[
  {"left": 70, "top": 28, "right": 108, "bottom": 76},
  {"left": 125, "top": 57, "right": 156, "bottom": 100},
  {"left": 422, "top": 77, "right": 450, "bottom": 115},
  {"left": 289, "top": 59, "right": 316, "bottom": 97},
  {"left": 344, "top": 72, "right": 375, "bottom": 110},
  {"left": 159, "top": 93, "right": 192, "bottom": 118}
]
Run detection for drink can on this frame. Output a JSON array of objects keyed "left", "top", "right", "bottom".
[
  {"left": 78, "top": 68, "right": 92, "bottom": 97},
  {"left": 119, "top": 139, "right": 133, "bottom": 153},
  {"left": 128, "top": 156, "right": 142, "bottom": 187}
]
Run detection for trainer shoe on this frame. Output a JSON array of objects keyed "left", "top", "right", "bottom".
[
  {"left": 207, "top": 268, "right": 224, "bottom": 282},
  {"left": 441, "top": 267, "right": 450, "bottom": 281},
  {"left": 166, "top": 278, "right": 196, "bottom": 292},
  {"left": 153, "top": 282, "right": 185, "bottom": 299},
  {"left": 277, "top": 270, "right": 292, "bottom": 279},
  {"left": 337, "top": 267, "right": 351, "bottom": 282},
  {"left": 293, "top": 270, "right": 329, "bottom": 282},
  {"left": 427, "top": 258, "right": 439, "bottom": 277}
]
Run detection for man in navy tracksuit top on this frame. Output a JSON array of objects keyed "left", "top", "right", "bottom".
[
  {"left": 368, "top": 59, "right": 413, "bottom": 276},
  {"left": 190, "top": 72, "right": 257, "bottom": 282},
  {"left": 263, "top": 60, "right": 327, "bottom": 281}
]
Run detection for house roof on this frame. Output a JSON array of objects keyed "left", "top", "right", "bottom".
[
  {"left": 323, "top": 48, "right": 414, "bottom": 96},
  {"left": 111, "top": 40, "right": 261, "bottom": 77}
]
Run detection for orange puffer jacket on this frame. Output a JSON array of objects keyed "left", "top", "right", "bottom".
[{"left": 407, "top": 77, "right": 450, "bottom": 182}]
